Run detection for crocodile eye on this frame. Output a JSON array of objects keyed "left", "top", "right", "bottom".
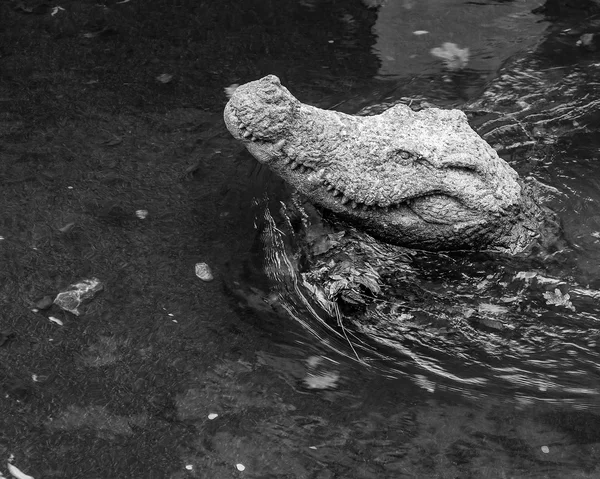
[{"left": 399, "top": 150, "right": 411, "bottom": 159}]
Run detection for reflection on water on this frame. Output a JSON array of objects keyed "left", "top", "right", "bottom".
[
  {"left": 237, "top": 6, "right": 600, "bottom": 414},
  {"left": 372, "top": 0, "right": 546, "bottom": 78},
  {"left": 223, "top": 5, "right": 600, "bottom": 478},
  {"left": 257, "top": 194, "right": 600, "bottom": 410}
]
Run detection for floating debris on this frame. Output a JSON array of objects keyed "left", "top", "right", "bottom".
[
  {"left": 477, "top": 303, "right": 509, "bottom": 315},
  {"left": 135, "top": 209, "right": 148, "bottom": 219},
  {"left": 235, "top": 464, "right": 245, "bottom": 472},
  {"left": 195, "top": 263, "right": 214, "bottom": 282},
  {"left": 224, "top": 84, "right": 239, "bottom": 98},
  {"left": 306, "top": 356, "right": 322, "bottom": 368},
  {"left": 541, "top": 446, "right": 549, "bottom": 453},
  {"left": 58, "top": 222, "right": 75, "bottom": 233},
  {"left": 156, "top": 73, "right": 173, "bottom": 84},
  {"left": 430, "top": 42, "right": 470, "bottom": 70},
  {"left": 413, "top": 30, "right": 429, "bottom": 35},
  {"left": 304, "top": 371, "right": 340, "bottom": 390},
  {"left": 54, "top": 278, "right": 104, "bottom": 316},
  {"left": 48, "top": 316, "right": 63, "bottom": 326},
  {"left": 543, "top": 288, "right": 575, "bottom": 311},
  {"left": 577, "top": 33, "right": 595, "bottom": 51},
  {"left": 208, "top": 413, "right": 218, "bottom": 420},
  {"left": 516, "top": 271, "right": 537, "bottom": 281},
  {"left": 7, "top": 463, "right": 34, "bottom": 479}
]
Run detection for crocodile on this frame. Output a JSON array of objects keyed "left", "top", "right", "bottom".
[{"left": 224, "top": 75, "right": 555, "bottom": 254}]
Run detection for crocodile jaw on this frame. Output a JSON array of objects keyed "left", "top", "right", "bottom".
[{"left": 224, "top": 75, "right": 523, "bottom": 250}]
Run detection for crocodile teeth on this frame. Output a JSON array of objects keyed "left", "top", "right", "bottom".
[
  {"left": 326, "top": 184, "right": 335, "bottom": 191},
  {"left": 291, "top": 161, "right": 299, "bottom": 169},
  {"left": 351, "top": 201, "right": 358, "bottom": 209},
  {"left": 333, "top": 189, "right": 342, "bottom": 196},
  {"left": 274, "top": 139, "right": 286, "bottom": 151},
  {"left": 341, "top": 196, "right": 350, "bottom": 205},
  {"left": 243, "top": 130, "right": 253, "bottom": 138}
]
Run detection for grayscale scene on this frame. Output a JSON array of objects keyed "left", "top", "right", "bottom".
[{"left": 1, "top": 0, "right": 600, "bottom": 477}]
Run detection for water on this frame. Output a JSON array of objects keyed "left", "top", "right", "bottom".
[
  {"left": 226, "top": 2, "right": 600, "bottom": 477},
  {"left": 3, "top": 1, "right": 600, "bottom": 477}
]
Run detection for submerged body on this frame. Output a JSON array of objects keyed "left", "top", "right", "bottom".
[{"left": 224, "top": 75, "right": 552, "bottom": 253}]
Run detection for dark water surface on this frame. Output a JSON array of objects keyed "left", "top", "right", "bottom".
[
  {"left": 228, "top": 2, "right": 600, "bottom": 478},
  {"left": 2, "top": 0, "right": 600, "bottom": 478}
]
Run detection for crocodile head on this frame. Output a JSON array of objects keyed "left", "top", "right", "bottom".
[{"left": 224, "top": 75, "right": 527, "bottom": 251}]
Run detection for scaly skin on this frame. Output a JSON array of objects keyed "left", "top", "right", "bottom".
[{"left": 224, "top": 75, "right": 547, "bottom": 253}]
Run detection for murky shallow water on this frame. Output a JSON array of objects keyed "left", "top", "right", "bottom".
[
  {"left": 225, "top": 2, "right": 600, "bottom": 477},
  {"left": 3, "top": 1, "right": 598, "bottom": 477}
]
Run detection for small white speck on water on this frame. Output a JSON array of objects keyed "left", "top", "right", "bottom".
[
  {"left": 541, "top": 446, "right": 549, "bottom": 453},
  {"left": 135, "top": 209, "right": 148, "bottom": 219},
  {"left": 208, "top": 413, "right": 218, "bottom": 420},
  {"left": 185, "top": 465, "right": 193, "bottom": 471},
  {"left": 236, "top": 464, "right": 245, "bottom": 471}
]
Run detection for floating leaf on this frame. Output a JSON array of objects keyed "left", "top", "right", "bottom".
[
  {"left": 543, "top": 288, "right": 575, "bottom": 311},
  {"left": 430, "top": 42, "right": 469, "bottom": 70}
]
